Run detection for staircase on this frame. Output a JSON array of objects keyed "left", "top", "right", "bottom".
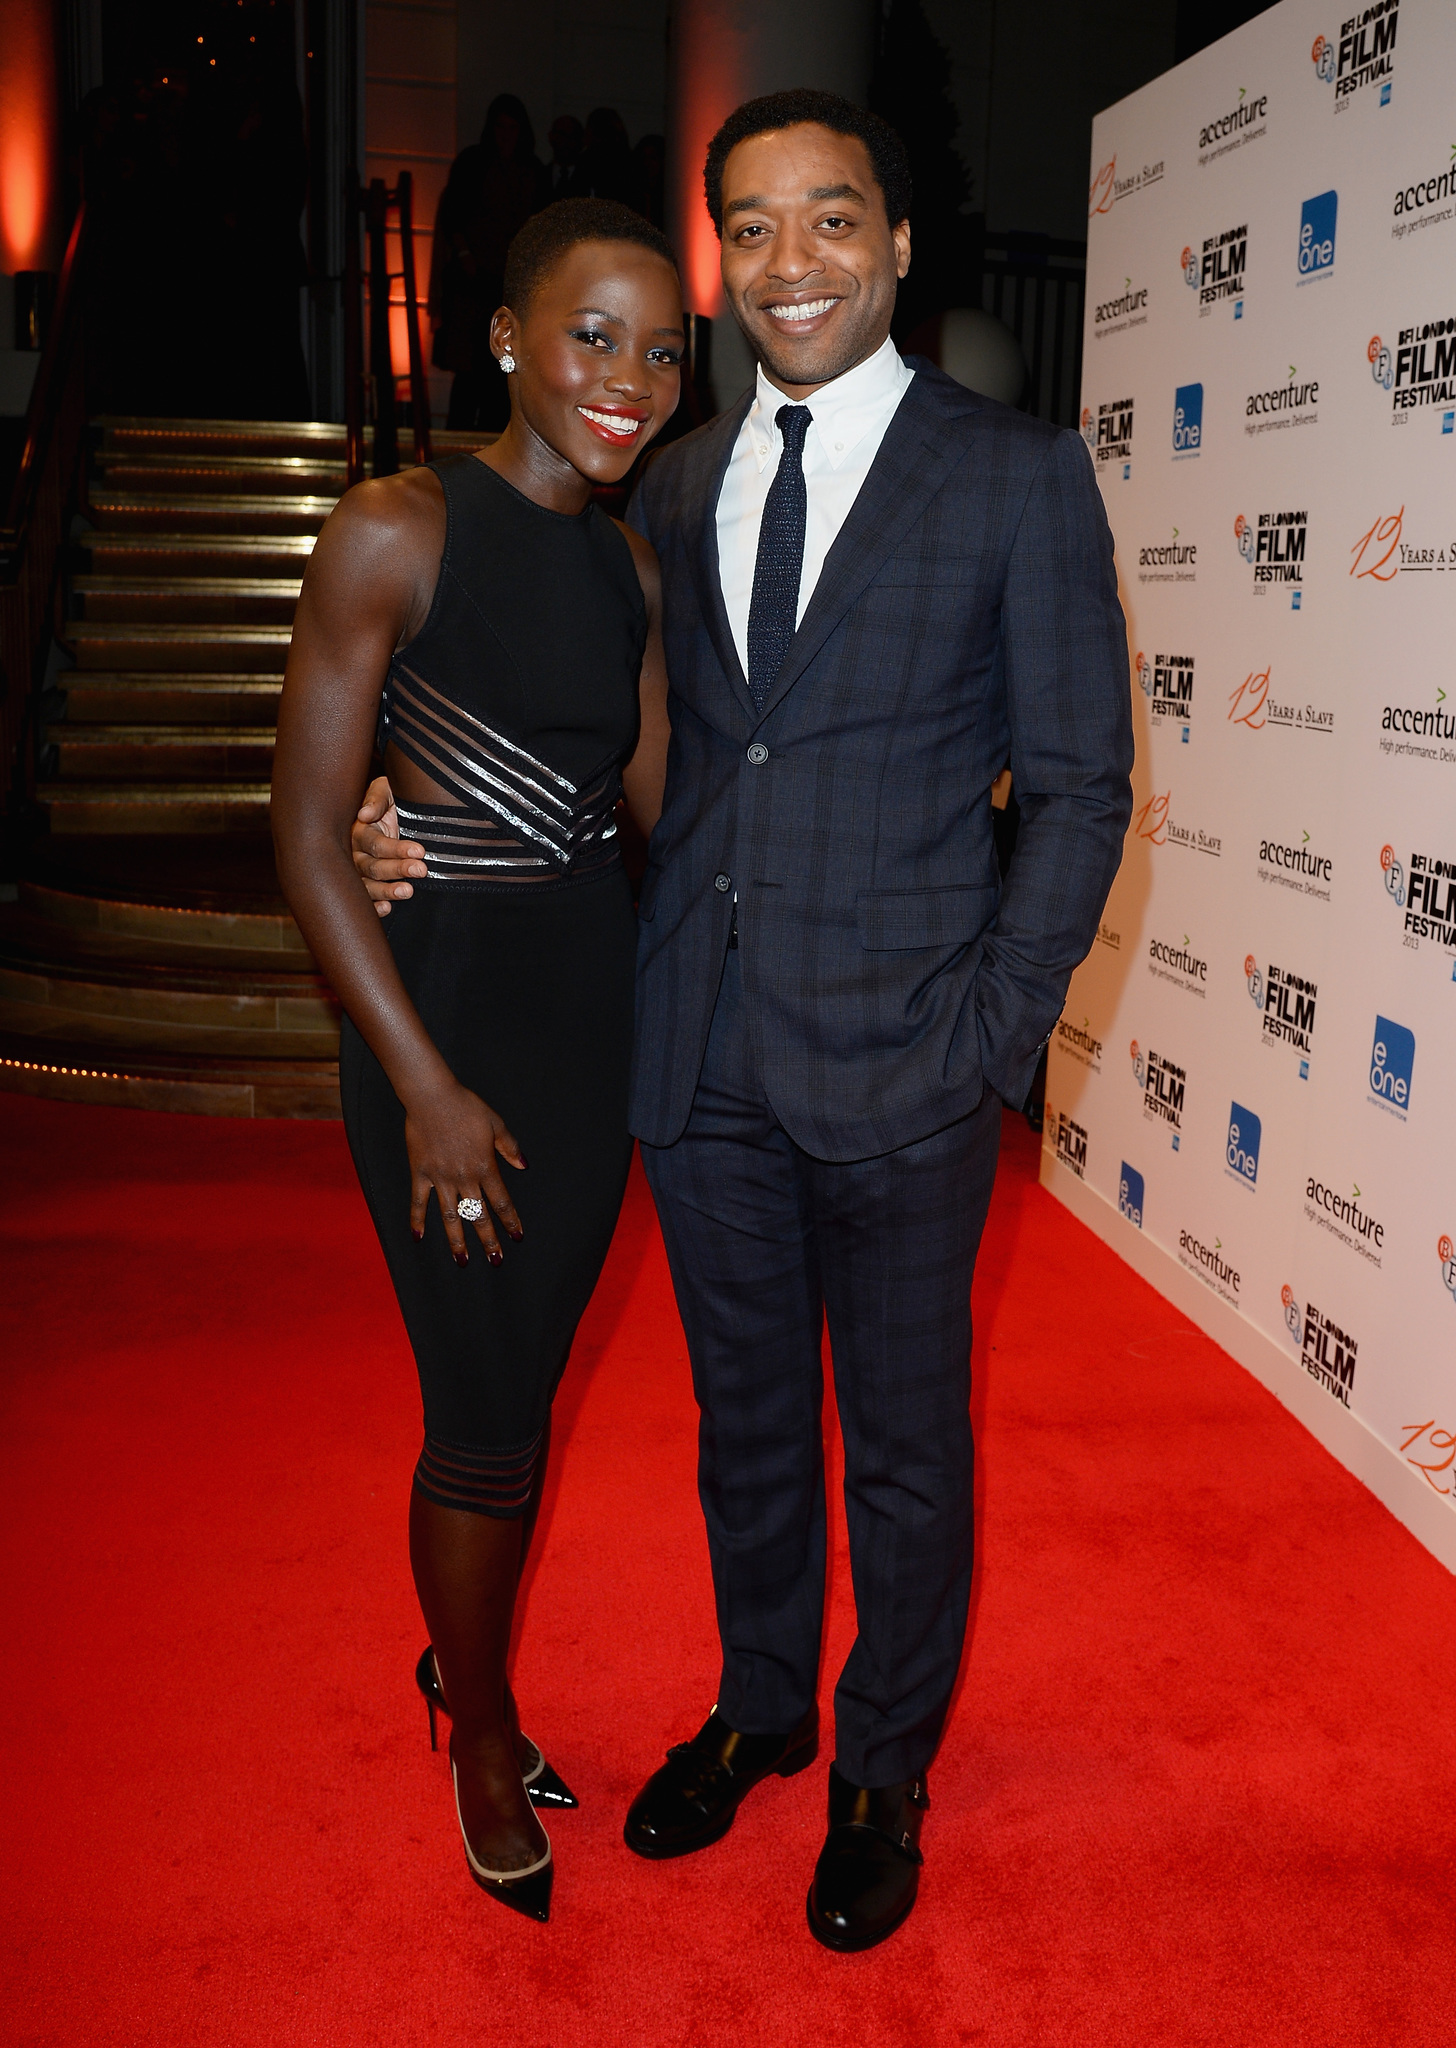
[{"left": 0, "top": 417, "right": 488, "bottom": 1117}]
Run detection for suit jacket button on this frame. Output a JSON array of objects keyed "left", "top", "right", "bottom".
[
  {"left": 714, "top": 872, "right": 732, "bottom": 893},
  {"left": 746, "top": 743, "right": 769, "bottom": 764}
]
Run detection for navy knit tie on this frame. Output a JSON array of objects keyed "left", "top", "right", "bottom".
[{"left": 746, "top": 404, "right": 811, "bottom": 709}]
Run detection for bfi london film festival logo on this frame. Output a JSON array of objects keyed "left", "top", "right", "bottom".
[
  {"left": 1368, "top": 1013, "right": 1415, "bottom": 1120},
  {"left": 1296, "top": 190, "right": 1338, "bottom": 284},
  {"left": 1183, "top": 223, "right": 1247, "bottom": 317},
  {"left": 1244, "top": 364, "right": 1319, "bottom": 438},
  {"left": 1256, "top": 829, "right": 1333, "bottom": 903},
  {"left": 1148, "top": 932, "right": 1207, "bottom": 998},
  {"left": 1285, "top": 1291, "right": 1360, "bottom": 1409},
  {"left": 1234, "top": 508, "right": 1308, "bottom": 605},
  {"left": 1136, "top": 527, "right": 1197, "bottom": 585},
  {"left": 1381, "top": 841, "right": 1456, "bottom": 968},
  {"left": 1178, "top": 1228, "right": 1240, "bottom": 1307},
  {"left": 1137, "top": 649, "right": 1195, "bottom": 737},
  {"left": 1224, "top": 1101, "right": 1261, "bottom": 1191},
  {"left": 1055, "top": 1015, "right": 1104, "bottom": 1071},
  {"left": 1439, "top": 1233, "right": 1456, "bottom": 1307},
  {"left": 1245, "top": 952, "right": 1316, "bottom": 1073},
  {"left": 1131, "top": 1038, "right": 1186, "bottom": 1147},
  {"left": 1082, "top": 396, "right": 1134, "bottom": 478},
  {"left": 1391, "top": 147, "right": 1456, "bottom": 244},
  {"left": 1172, "top": 385, "right": 1203, "bottom": 459},
  {"left": 1304, "top": 1173, "right": 1385, "bottom": 1269},
  {"left": 1196, "top": 86, "right": 1268, "bottom": 166},
  {"left": 1093, "top": 278, "right": 1149, "bottom": 340},
  {"left": 1049, "top": 1107, "right": 1088, "bottom": 1179},
  {"left": 1310, "top": 2, "right": 1398, "bottom": 110},
  {"left": 1365, "top": 314, "right": 1456, "bottom": 432},
  {"left": 1119, "top": 1163, "right": 1145, "bottom": 1228},
  {"left": 1227, "top": 664, "right": 1334, "bottom": 738},
  {"left": 1089, "top": 154, "right": 1166, "bottom": 217}
]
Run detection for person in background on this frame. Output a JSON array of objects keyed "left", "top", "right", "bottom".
[
  {"left": 547, "top": 114, "right": 585, "bottom": 197},
  {"left": 630, "top": 133, "right": 666, "bottom": 228},
  {"left": 574, "top": 107, "right": 634, "bottom": 204},
  {"left": 429, "top": 94, "right": 549, "bottom": 430}
]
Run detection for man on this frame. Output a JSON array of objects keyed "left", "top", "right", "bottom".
[{"left": 357, "top": 89, "right": 1131, "bottom": 1950}]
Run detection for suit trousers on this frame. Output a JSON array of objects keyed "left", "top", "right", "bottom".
[{"left": 640, "top": 947, "right": 1002, "bottom": 1787}]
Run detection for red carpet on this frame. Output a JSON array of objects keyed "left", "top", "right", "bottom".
[{"left": 1, "top": 1094, "right": 1452, "bottom": 2046}]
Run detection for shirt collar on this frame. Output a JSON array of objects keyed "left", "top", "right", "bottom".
[{"left": 745, "top": 335, "right": 913, "bottom": 473}]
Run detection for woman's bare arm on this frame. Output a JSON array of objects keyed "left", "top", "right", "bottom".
[{"left": 271, "top": 472, "right": 524, "bottom": 1260}]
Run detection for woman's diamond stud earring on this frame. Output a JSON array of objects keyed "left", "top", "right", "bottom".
[{"left": 499, "top": 350, "right": 516, "bottom": 373}]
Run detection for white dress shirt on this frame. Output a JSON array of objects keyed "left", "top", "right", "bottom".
[{"left": 715, "top": 334, "right": 915, "bottom": 680}]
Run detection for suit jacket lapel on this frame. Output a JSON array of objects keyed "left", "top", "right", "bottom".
[
  {"left": 753, "top": 373, "right": 981, "bottom": 725},
  {"left": 681, "top": 393, "right": 755, "bottom": 723}
]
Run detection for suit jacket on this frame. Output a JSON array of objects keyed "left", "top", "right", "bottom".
[{"left": 627, "top": 359, "right": 1133, "bottom": 1161}]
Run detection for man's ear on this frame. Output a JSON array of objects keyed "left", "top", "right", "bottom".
[{"left": 893, "top": 221, "right": 912, "bottom": 282}]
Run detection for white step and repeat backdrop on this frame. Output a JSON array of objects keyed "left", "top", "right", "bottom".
[{"left": 1042, "top": 0, "right": 1456, "bottom": 1568}]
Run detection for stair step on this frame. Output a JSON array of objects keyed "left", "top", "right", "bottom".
[
  {"left": 92, "top": 450, "right": 349, "bottom": 496},
  {"left": 24, "top": 830, "right": 288, "bottom": 916},
  {"left": 63, "top": 623, "right": 291, "bottom": 672},
  {"left": 18, "top": 878, "right": 309, "bottom": 958},
  {"left": 78, "top": 533, "right": 318, "bottom": 578},
  {"left": 0, "top": 941, "right": 337, "bottom": 1050},
  {"left": 87, "top": 491, "right": 337, "bottom": 535},
  {"left": 0, "top": 1033, "right": 340, "bottom": 1118},
  {"left": 51, "top": 727, "right": 276, "bottom": 782},
  {"left": 37, "top": 782, "right": 273, "bottom": 833},
  {"left": 96, "top": 416, "right": 495, "bottom": 461},
  {"left": 71, "top": 577, "right": 301, "bottom": 624},
  {"left": 1, "top": 898, "right": 314, "bottom": 975},
  {"left": 63, "top": 674, "right": 284, "bottom": 726}
]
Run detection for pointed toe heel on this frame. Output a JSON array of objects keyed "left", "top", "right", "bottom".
[
  {"left": 415, "top": 1645, "right": 578, "bottom": 1808},
  {"left": 521, "top": 1746, "right": 579, "bottom": 1810},
  {"left": 451, "top": 1759, "right": 553, "bottom": 1923}
]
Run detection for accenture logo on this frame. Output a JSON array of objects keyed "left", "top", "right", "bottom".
[
  {"left": 1391, "top": 150, "right": 1456, "bottom": 241},
  {"left": 1305, "top": 1175, "right": 1385, "bottom": 1267},
  {"left": 1245, "top": 366, "right": 1319, "bottom": 429},
  {"left": 1148, "top": 933, "right": 1207, "bottom": 992},
  {"left": 1256, "top": 831, "right": 1333, "bottom": 902},
  {"left": 1093, "top": 280, "right": 1149, "bottom": 330},
  {"left": 1196, "top": 87, "right": 1268, "bottom": 162},
  {"left": 1137, "top": 528, "right": 1197, "bottom": 582},
  {"left": 1178, "top": 1228, "right": 1240, "bottom": 1303},
  {"left": 1056, "top": 1015, "right": 1104, "bottom": 1068}
]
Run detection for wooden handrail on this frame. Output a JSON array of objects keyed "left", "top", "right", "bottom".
[
  {"left": 1, "top": 202, "right": 90, "bottom": 822},
  {"left": 342, "top": 169, "right": 432, "bottom": 487}
]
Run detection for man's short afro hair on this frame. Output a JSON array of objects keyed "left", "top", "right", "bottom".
[
  {"left": 703, "top": 89, "right": 912, "bottom": 239},
  {"left": 502, "top": 198, "right": 677, "bottom": 312}
]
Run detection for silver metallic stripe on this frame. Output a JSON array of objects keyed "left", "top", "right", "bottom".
[{"left": 396, "top": 667, "right": 577, "bottom": 792}]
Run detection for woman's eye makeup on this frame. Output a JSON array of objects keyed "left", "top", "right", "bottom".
[
  {"left": 570, "top": 327, "right": 615, "bottom": 350},
  {"left": 647, "top": 347, "right": 683, "bottom": 366}
]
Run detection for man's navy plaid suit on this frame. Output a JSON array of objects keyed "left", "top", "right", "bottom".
[{"left": 628, "top": 360, "right": 1132, "bottom": 1786}]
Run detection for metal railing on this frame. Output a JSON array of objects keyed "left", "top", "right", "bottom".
[
  {"left": 0, "top": 203, "right": 89, "bottom": 821},
  {"left": 970, "top": 229, "right": 1087, "bottom": 430},
  {"left": 343, "top": 170, "right": 432, "bottom": 487}
]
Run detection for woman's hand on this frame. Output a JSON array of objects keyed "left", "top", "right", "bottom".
[{"left": 405, "top": 1076, "right": 528, "bottom": 1264}]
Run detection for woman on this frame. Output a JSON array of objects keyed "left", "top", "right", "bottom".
[{"left": 271, "top": 198, "right": 682, "bottom": 1923}]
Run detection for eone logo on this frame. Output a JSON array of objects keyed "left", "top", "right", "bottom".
[
  {"left": 1119, "top": 1163, "right": 1144, "bottom": 1228},
  {"left": 1235, "top": 513, "right": 1256, "bottom": 562},
  {"left": 1368, "top": 334, "right": 1394, "bottom": 390},
  {"left": 1351, "top": 508, "right": 1402, "bottom": 580},
  {"left": 1370, "top": 1014, "right": 1415, "bottom": 1109},
  {"left": 1226, "top": 1101, "right": 1261, "bottom": 1186},
  {"left": 1245, "top": 953, "right": 1265, "bottom": 1007},
  {"left": 1439, "top": 1234, "right": 1456, "bottom": 1304},
  {"left": 1311, "top": 34, "right": 1336, "bottom": 82},
  {"left": 1228, "top": 667, "right": 1270, "bottom": 728},
  {"left": 1298, "top": 191, "right": 1337, "bottom": 276},
  {"left": 1172, "top": 383, "right": 1203, "bottom": 453},
  {"left": 1281, "top": 1282, "right": 1302, "bottom": 1341},
  {"left": 1380, "top": 842, "right": 1406, "bottom": 902}
]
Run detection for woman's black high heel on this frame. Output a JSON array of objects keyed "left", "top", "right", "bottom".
[
  {"left": 415, "top": 1646, "right": 580, "bottom": 1809},
  {"left": 451, "top": 1754, "right": 553, "bottom": 1923}
]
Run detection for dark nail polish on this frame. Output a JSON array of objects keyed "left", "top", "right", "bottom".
[
  {"left": 515, "top": 1154, "right": 529, "bottom": 1171},
  {"left": 506, "top": 1225, "right": 524, "bottom": 1242},
  {"left": 453, "top": 1250, "right": 469, "bottom": 1267},
  {"left": 488, "top": 1247, "right": 504, "bottom": 1267},
  {"left": 411, "top": 1227, "right": 423, "bottom": 1242}
]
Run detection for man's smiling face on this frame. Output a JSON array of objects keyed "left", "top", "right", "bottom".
[{"left": 717, "top": 122, "right": 912, "bottom": 399}]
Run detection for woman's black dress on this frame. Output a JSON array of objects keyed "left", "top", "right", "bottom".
[{"left": 339, "top": 456, "right": 642, "bottom": 1514}]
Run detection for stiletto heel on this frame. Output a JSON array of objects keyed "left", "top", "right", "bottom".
[
  {"left": 451, "top": 1758, "right": 553, "bottom": 1923},
  {"left": 414, "top": 1645, "right": 579, "bottom": 1807}
]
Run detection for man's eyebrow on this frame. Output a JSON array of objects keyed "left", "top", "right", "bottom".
[{"left": 725, "top": 184, "right": 868, "bottom": 218}]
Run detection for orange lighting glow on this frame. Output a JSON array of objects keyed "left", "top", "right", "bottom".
[{"left": 0, "top": 0, "right": 61, "bottom": 273}]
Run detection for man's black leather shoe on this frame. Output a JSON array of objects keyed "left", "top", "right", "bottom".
[
  {"left": 806, "top": 1763, "right": 929, "bottom": 1952},
  {"left": 623, "top": 1705, "right": 819, "bottom": 1859}
]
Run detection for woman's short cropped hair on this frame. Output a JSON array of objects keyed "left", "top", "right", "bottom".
[{"left": 503, "top": 199, "right": 677, "bottom": 312}]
